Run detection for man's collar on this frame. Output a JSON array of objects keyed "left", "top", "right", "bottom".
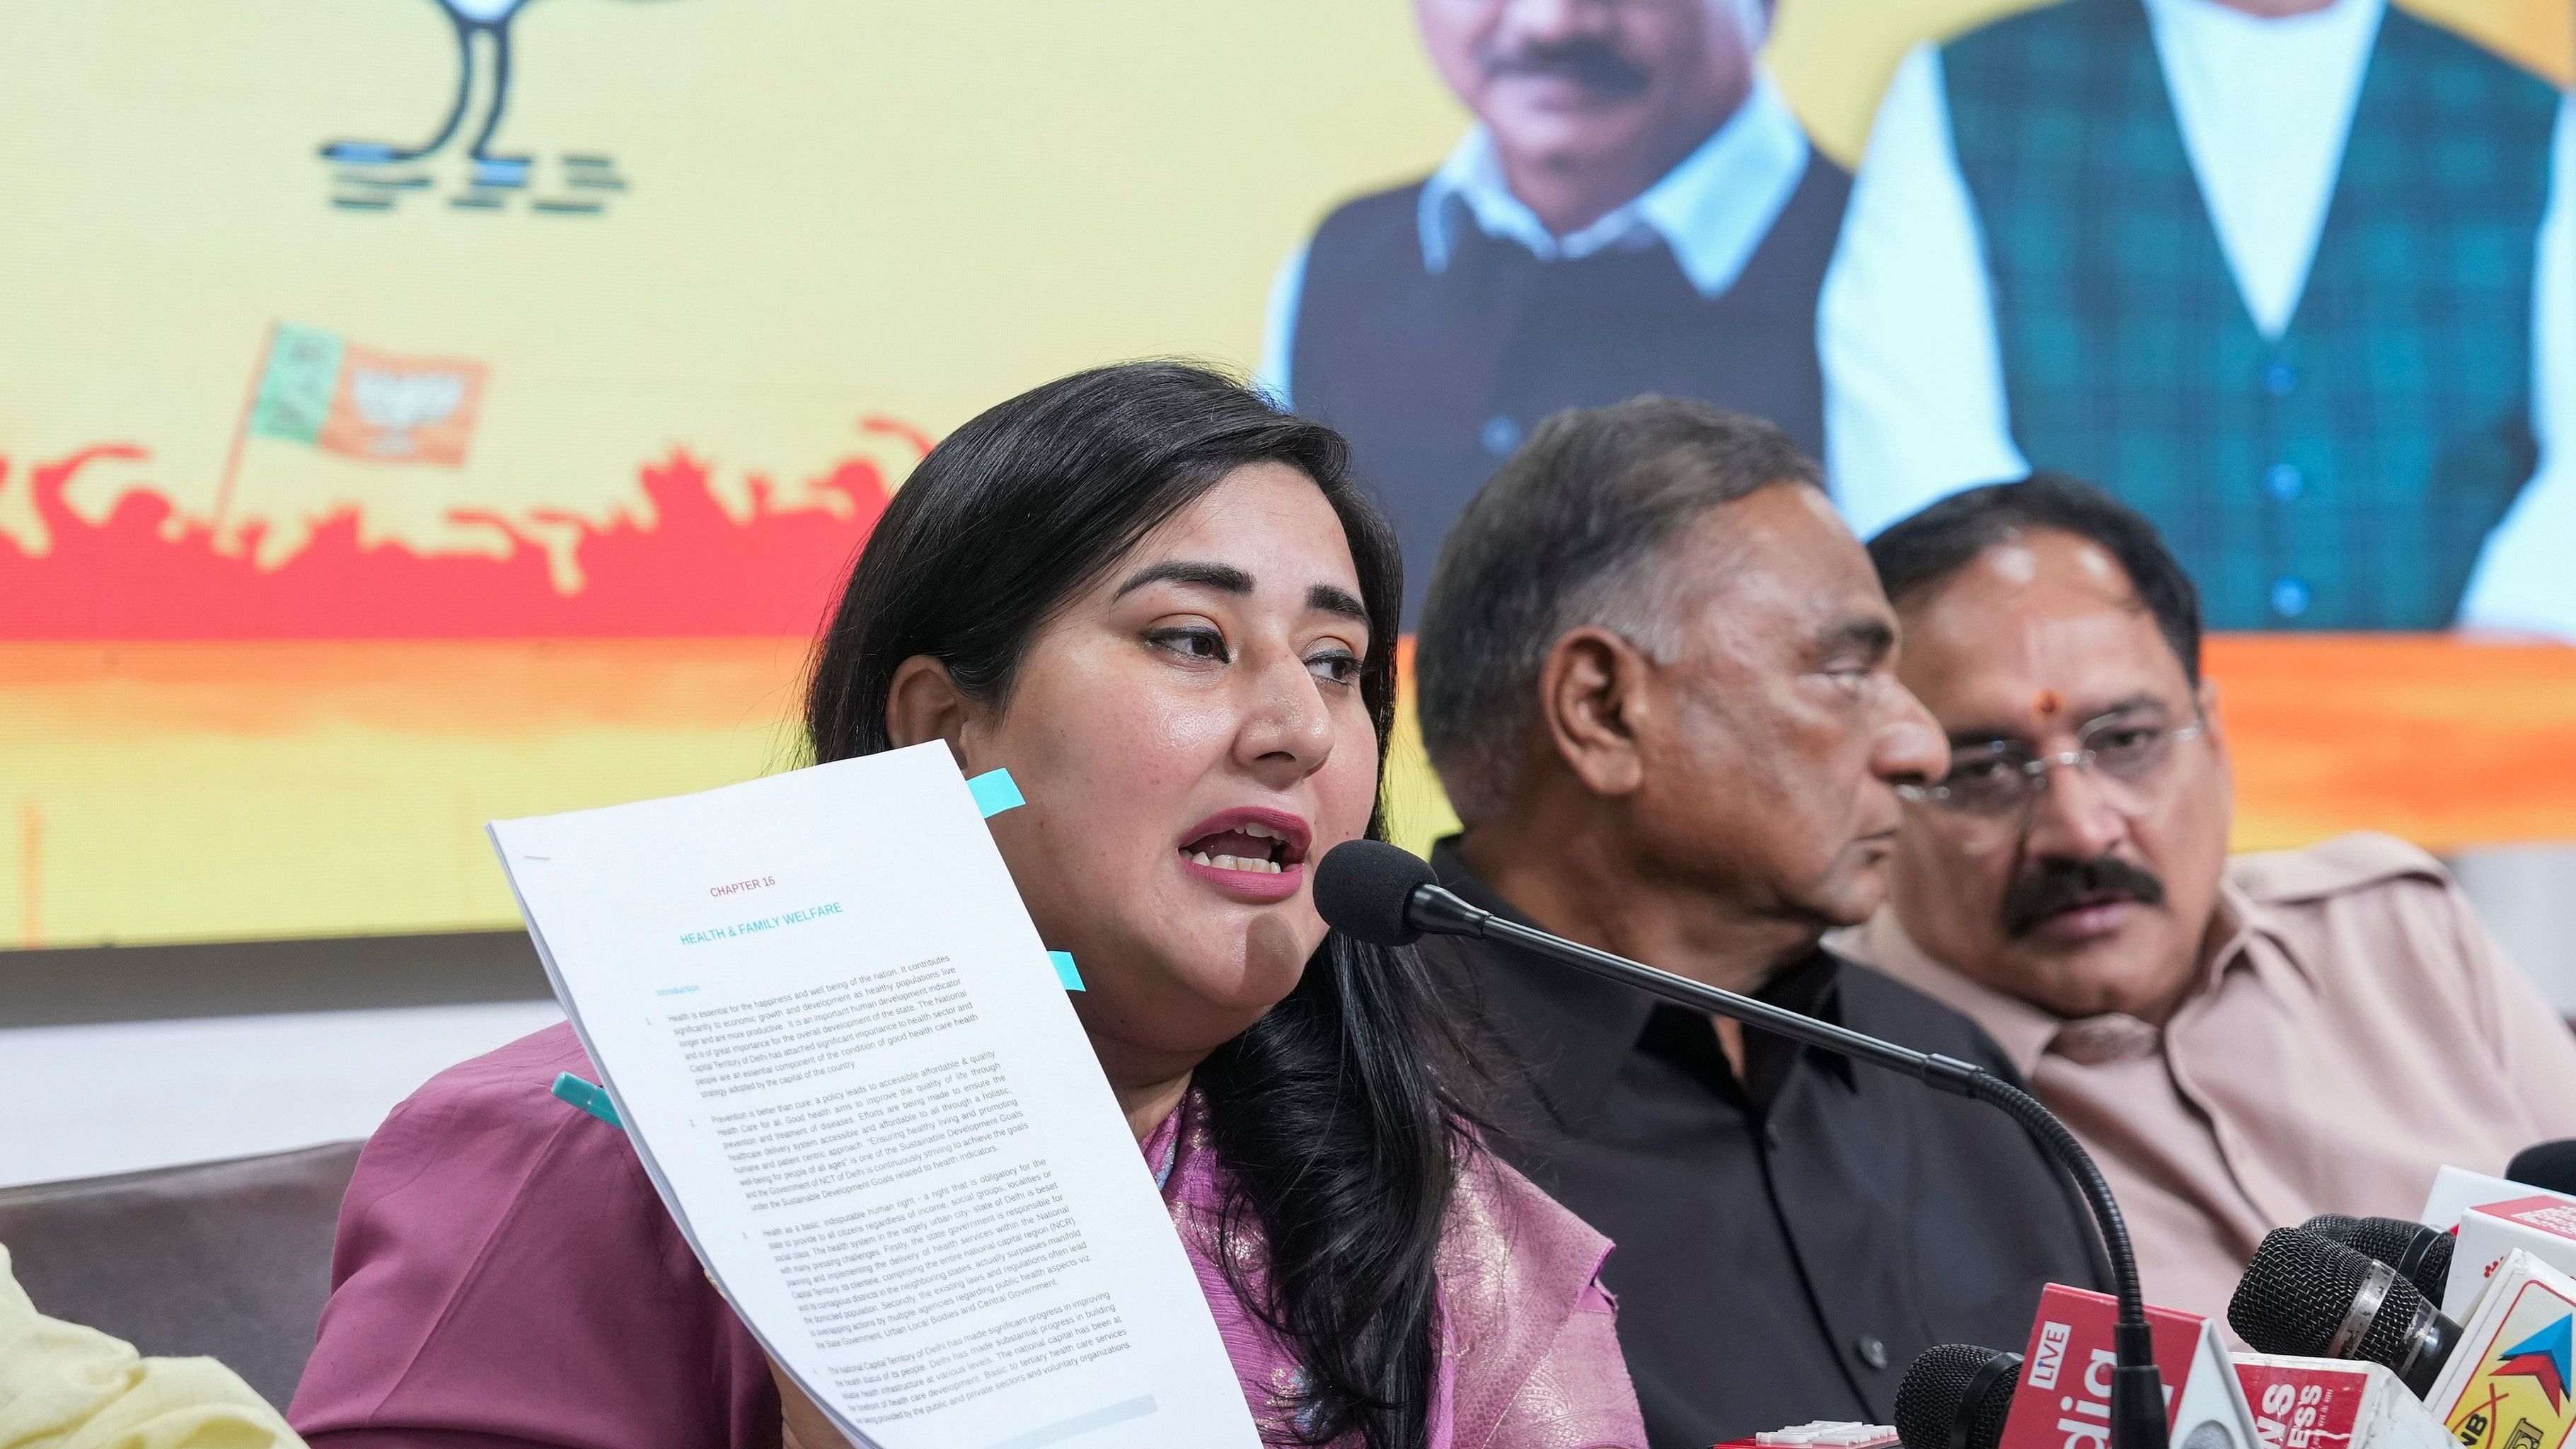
[
  {"left": 1838, "top": 911, "right": 2064, "bottom": 1081},
  {"left": 1414, "top": 71, "right": 1812, "bottom": 300},
  {"left": 2139, "top": 0, "right": 2386, "bottom": 47},
  {"left": 1428, "top": 836, "right": 1856, "bottom": 1122},
  {"left": 2200, "top": 836, "right": 2443, "bottom": 993}
]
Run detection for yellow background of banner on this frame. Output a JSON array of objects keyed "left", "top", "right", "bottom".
[
  {"left": 3, "top": 0, "right": 2571, "bottom": 948},
  {"left": 10, "top": 634, "right": 2575, "bottom": 947}
]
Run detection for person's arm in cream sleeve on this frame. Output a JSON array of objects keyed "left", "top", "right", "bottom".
[
  {"left": 0, "top": 1245, "right": 301, "bottom": 1449},
  {"left": 1818, "top": 42, "right": 2029, "bottom": 539},
  {"left": 2459, "top": 94, "right": 2576, "bottom": 640}
]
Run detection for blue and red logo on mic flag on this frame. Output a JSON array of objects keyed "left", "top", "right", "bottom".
[
  {"left": 2493, "top": 1317, "right": 2575, "bottom": 1414},
  {"left": 2446, "top": 1284, "right": 2576, "bottom": 1449}
]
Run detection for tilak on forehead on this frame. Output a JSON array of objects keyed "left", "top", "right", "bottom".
[{"left": 1965, "top": 533, "right": 2137, "bottom": 722}]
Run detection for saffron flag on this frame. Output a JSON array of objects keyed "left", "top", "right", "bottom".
[{"left": 246, "top": 324, "right": 487, "bottom": 468}]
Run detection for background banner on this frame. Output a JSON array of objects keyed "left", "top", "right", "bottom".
[{"left": 4, "top": 0, "right": 2571, "bottom": 948}]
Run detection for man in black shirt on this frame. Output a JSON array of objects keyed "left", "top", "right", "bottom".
[{"left": 1411, "top": 397, "right": 2106, "bottom": 1449}]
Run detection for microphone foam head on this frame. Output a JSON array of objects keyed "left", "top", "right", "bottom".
[
  {"left": 1313, "top": 839, "right": 1438, "bottom": 946},
  {"left": 2230, "top": 1228, "right": 2429, "bottom": 1370},
  {"left": 2302, "top": 1213, "right": 2454, "bottom": 1299},
  {"left": 2509, "top": 1140, "right": 2576, "bottom": 1197},
  {"left": 1897, "top": 1344, "right": 2022, "bottom": 1449}
]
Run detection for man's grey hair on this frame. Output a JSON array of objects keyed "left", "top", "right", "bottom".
[{"left": 1414, "top": 396, "right": 1824, "bottom": 826}]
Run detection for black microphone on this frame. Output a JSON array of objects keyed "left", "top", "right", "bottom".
[
  {"left": 1897, "top": 1345, "right": 2023, "bottom": 1449},
  {"left": 1316, "top": 839, "right": 2171, "bottom": 1449},
  {"left": 2227, "top": 1228, "right": 2464, "bottom": 1397},
  {"left": 2508, "top": 1140, "right": 2576, "bottom": 1196},
  {"left": 2301, "top": 1214, "right": 2454, "bottom": 1303}
]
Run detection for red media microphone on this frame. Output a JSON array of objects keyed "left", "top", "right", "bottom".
[
  {"left": 2224, "top": 1222, "right": 2576, "bottom": 1449},
  {"left": 1908, "top": 1225, "right": 2571, "bottom": 1449},
  {"left": 2233, "top": 1357, "right": 2451, "bottom": 1449},
  {"left": 1895, "top": 1285, "right": 2260, "bottom": 1449}
]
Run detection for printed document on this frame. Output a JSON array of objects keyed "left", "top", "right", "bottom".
[{"left": 488, "top": 743, "right": 1259, "bottom": 1449}]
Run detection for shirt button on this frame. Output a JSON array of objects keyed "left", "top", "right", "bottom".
[
  {"left": 2261, "top": 362, "right": 2299, "bottom": 396},
  {"left": 1480, "top": 415, "right": 1523, "bottom": 456},
  {"left": 2270, "top": 577, "right": 2311, "bottom": 618},
  {"left": 2263, "top": 463, "right": 2304, "bottom": 500},
  {"left": 1857, "top": 1334, "right": 1889, "bottom": 1370}
]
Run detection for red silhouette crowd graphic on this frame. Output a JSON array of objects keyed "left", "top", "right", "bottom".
[{"left": 0, "top": 424, "right": 923, "bottom": 639}]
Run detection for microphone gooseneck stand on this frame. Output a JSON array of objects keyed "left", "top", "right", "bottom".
[{"left": 1402, "top": 882, "right": 2171, "bottom": 1449}]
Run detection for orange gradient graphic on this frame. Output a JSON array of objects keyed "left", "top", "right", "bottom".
[
  {"left": 4, "top": 633, "right": 2572, "bottom": 947},
  {"left": 2, "top": 637, "right": 819, "bottom": 945},
  {"left": 1380, "top": 634, "right": 2576, "bottom": 860},
  {"left": 2206, "top": 635, "right": 2576, "bottom": 851}
]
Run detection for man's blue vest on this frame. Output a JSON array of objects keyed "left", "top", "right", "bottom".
[{"left": 1942, "top": 0, "right": 2557, "bottom": 629}]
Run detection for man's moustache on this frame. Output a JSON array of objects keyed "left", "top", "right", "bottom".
[
  {"left": 2001, "top": 855, "right": 2166, "bottom": 937},
  {"left": 1483, "top": 41, "right": 1651, "bottom": 98}
]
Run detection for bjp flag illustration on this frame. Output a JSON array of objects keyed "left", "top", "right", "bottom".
[{"left": 240, "top": 324, "right": 490, "bottom": 469}]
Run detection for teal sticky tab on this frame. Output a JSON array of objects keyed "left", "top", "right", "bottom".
[
  {"left": 551, "top": 1071, "right": 623, "bottom": 1127},
  {"left": 1049, "top": 950, "right": 1085, "bottom": 991},
  {"left": 968, "top": 768, "right": 1024, "bottom": 819}
]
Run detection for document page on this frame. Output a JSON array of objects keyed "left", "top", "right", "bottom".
[{"left": 488, "top": 744, "right": 1259, "bottom": 1449}]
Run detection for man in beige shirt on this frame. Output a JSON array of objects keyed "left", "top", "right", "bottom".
[{"left": 1839, "top": 472, "right": 2576, "bottom": 1325}]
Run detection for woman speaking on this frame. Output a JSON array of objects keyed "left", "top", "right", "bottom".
[{"left": 291, "top": 362, "right": 1646, "bottom": 1449}]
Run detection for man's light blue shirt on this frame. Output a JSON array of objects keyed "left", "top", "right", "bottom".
[{"left": 1259, "top": 74, "right": 1812, "bottom": 408}]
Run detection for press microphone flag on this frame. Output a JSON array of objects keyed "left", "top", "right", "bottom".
[
  {"left": 2420, "top": 1250, "right": 2576, "bottom": 1449},
  {"left": 2234, "top": 1357, "right": 2451, "bottom": 1449},
  {"left": 2422, "top": 1167, "right": 2576, "bottom": 1235},
  {"left": 2451, "top": 1199, "right": 2576, "bottom": 1320},
  {"left": 1315, "top": 839, "right": 2172, "bottom": 1449},
  {"left": 2224, "top": 1223, "right": 2576, "bottom": 1449},
  {"left": 1997, "top": 1285, "right": 2258, "bottom": 1449},
  {"left": 1900, "top": 1328, "right": 2452, "bottom": 1449}
]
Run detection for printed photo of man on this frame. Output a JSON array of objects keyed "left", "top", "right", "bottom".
[
  {"left": 1261, "top": 0, "right": 1849, "bottom": 623},
  {"left": 1822, "top": 0, "right": 2576, "bottom": 635}
]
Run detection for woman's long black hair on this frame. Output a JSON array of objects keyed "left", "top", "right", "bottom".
[{"left": 802, "top": 361, "right": 1472, "bottom": 1449}]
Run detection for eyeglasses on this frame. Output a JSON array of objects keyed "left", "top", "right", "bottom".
[{"left": 1897, "top": 714, "right": 2206, "bottom": 819}]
